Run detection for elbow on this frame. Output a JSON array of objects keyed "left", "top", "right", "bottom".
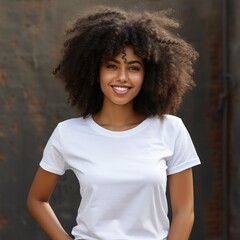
[
  {"left": 27, "top": 192, "right": 39, "bottom": 214},
  {"left": 27, "top": 192, "right": 49, "bottom": 215},
  {"left": 173, "top": 208, "right": 195, "bottom": 226},
  {"left": 184, "top": 208, "right": 194, "bottom": 226},
  {"left": 189, "top": 209, "right": 195, "bottom": 226},
  {"left": 185, "top": 208, "right": 195, "bottom": 230}
]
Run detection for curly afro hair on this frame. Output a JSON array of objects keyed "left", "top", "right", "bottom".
[{"left": 53, "top": 6, "right": 198, "bottom": 118}]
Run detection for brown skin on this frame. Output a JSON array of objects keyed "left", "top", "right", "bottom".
[
  {"left": 27, "top": 47, "right": 195, "bottom": 239},
  {"left": 93, "top": 46, "right": 146, "bottom": 130},
  {"left": 167, "top": 168, "right": 195, "bottom": 240},
  {"left": 27, "top": 168, "right": 73, "bottom": 240}
]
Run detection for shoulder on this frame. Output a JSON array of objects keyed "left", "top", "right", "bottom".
[
  {"left": 146, "top": 114, "right": 185, "bottom": 140},
  {"left": 48, "top": 117, "right": 92, "bottom": 144},
  {"left": 154, "top": 114, "right": 183, "bottom": 130},
  {"left": 57, "top": 117, "right": 86, "bottom": 127},
  {"left": 55, "top": 117, "right": 90, "bottom": 135},
  {"left": 163, "top": 114, "right": 182, "bottom": 124}
]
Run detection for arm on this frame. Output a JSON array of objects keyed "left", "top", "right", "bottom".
[
  {"left": 27, "top": 167, "right": 73, "bottom": 240},
  {"left": 167, "top": 168, "right": 195, "bottom": 240}
]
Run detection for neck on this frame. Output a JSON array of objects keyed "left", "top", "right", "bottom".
[{"left": 92, "top": 101, "right": 146, "bottom": 130}]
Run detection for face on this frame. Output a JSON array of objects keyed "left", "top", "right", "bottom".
[{"left": 99, "top": 46, "right": 145, "bottom": 108}]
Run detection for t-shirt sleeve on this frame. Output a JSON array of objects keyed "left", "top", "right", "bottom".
[
  {"left": 40, "top": 125, "right": 66, "bottom": 175},
  {"left": 166, "top": 119, "right": 200, "bottom": 175}
]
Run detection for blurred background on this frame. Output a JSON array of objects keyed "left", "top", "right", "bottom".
[{"left": 0, "top": 0, "right": 239, "bottom": 239}]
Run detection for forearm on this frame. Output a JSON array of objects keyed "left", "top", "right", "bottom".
[
  {"left": 167, "top": 211, "right": 194, "bottom": 240},
  {"left": 27, "top": 199, "right": 73, "bottom": 240}
]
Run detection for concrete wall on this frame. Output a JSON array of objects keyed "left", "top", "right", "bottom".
[{"left": 0, "top": 0, "right": 239, "bottom": 239}]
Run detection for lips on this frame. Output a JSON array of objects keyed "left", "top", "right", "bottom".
[{"left": 112, "top": 86, "right": 131, "bottom": 95}]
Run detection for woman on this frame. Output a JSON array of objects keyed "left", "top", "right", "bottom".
[{"left": 27, "top": 6, "right": 200, "bottom": 240}]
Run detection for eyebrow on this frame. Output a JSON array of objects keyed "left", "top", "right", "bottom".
[{"left": 107, "top": 58, "right": 143, "bottom": 66}]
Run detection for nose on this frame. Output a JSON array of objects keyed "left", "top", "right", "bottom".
[{"left": 117, "top": 68, "right": 128, "bottom": 82}]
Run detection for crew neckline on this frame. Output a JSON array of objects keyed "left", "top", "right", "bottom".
[{"left": 86, "top": 115, "right": 154, "bottom": 138}]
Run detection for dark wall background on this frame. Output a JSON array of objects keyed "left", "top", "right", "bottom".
[
  {"left": 229, "top": 0, "right": 240, "bottom": 239},
  {"left": 0, "top": 0, "right": 239, "bottom": 239}
]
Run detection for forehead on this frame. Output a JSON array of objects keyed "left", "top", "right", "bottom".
[{"left": 108, "top": 46, "right": 144, "bottom": 63}]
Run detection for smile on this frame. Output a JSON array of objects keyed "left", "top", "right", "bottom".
[{"left": 112, "top": 86, "right": 131, "bottom": 94}]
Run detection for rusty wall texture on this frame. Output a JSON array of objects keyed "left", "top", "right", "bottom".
[{"left": 0, "top": 0, "right": 239, "bottom": 239}]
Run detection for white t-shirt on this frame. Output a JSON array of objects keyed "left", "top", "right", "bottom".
[{"left": 40, "top": 115, "right": 200, "bottom": 240}]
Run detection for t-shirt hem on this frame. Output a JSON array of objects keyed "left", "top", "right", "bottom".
[
  {"left": 40, "top": 161, "right": 65, "bottom": 175},
  {"left": 167, "top": 158, "right": 201, "bottom": 175}
]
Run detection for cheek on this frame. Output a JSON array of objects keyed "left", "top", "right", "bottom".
[
  {"left": 99, "top": 72, "right": 112, "bottom": 94},
  {"left": 134, "top": 74, "right": 144, "bottom": 88},
  {"left": 99, "top": 69, "right": 113, "bottom": 84},
  {"left": 99, "top": 79, "right": 107, "bottom": 94}
]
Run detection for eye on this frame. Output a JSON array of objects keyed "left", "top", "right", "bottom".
[
  {"left": 106, "top": 64, "right": 117, "bottom": 70},
  {"left": 129, "top": 66, "right": 140, "bottom": 72}
]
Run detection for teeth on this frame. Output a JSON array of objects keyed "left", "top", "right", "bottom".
[{"left": 113, "top": 86, "right": 128, "bottom": 91}]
